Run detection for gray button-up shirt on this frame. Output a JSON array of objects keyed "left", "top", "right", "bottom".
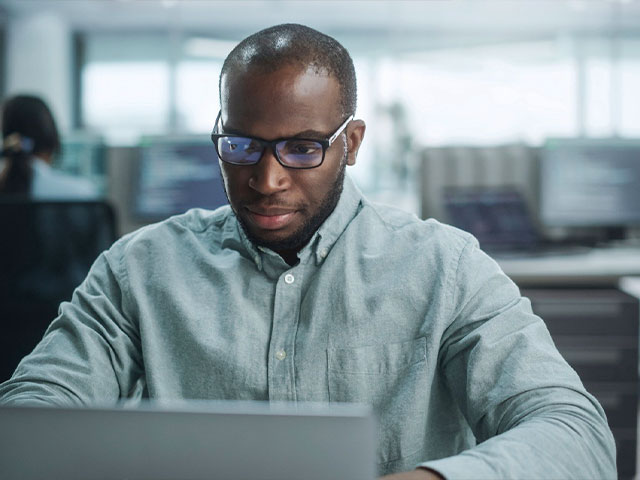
[{"left": 0, "top": 175, "right": 616, "bottom": 478}]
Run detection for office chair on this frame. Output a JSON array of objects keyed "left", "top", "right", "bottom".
[{"left": 0, "top": 200, "right": 117, "bottom": 382}]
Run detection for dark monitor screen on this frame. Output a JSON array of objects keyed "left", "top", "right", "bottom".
[
  {"left": 133, "top": 137, "right": 228, "bottom": 221},
  {"left": 443, "top": 187, "right": 539, "bottom": 251},
  {"left": 540, "top": 138, "right": 640, "bottom": 228}
]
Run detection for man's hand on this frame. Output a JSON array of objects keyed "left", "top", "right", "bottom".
[{"left": 379, "top": 467, "right": 444, "bottom": 480}]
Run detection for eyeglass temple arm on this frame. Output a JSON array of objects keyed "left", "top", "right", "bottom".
[
  {"left": 328, "top": 115, "right": 354, "bottom": 145},
  {"left": 213, "top": 110, "right": 352, "bottom": 145},
  {"left": 213, "top": 110, "right": 222, "bottom": 134}
]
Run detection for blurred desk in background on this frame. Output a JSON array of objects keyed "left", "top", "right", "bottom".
[
  {"left": 496, "top": 247, "right": 640, "bottom": 479},
  {"left": 497, "top": 246, "right": 640, "bottom": 287},
  {"left": 620, "top": 276, "right": 640, "bottom": 300}
]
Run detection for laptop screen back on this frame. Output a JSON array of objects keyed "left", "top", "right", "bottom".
[{"left": 0, "top": 401, "right": 375, "bottom": 480}]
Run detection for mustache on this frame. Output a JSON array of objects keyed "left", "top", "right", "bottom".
[{"left": 242, "top": 195, "right": 304, "bottom": 211}]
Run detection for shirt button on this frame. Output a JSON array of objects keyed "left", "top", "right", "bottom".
[
  {"left": 320, "top": 248, "right": 328, "bottom": 259},
  {"left": 275, "top": 350, "right": 287, "bottom": 361},
  {"left": 284, "top": 273, "right": 295, "bottom": 284}
]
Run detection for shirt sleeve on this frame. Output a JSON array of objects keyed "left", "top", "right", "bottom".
[
  {"left": 0, "top": 247, "right": 143, "bottom": 406},
  {"left": 419, "top": 237, "right": 617, "bottom": 479}
]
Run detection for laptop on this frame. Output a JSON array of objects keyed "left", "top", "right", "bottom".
[
  {"left": 0, "top": 401, "right": 375, "bottom": 480},
  {"left": 442, "top": 187, "right": 586, "bottom": 258}
]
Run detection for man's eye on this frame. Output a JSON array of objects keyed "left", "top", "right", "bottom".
[
  {"left": 288, "top": 141, "right": 321, "bottom": 155},
  {"left": 246, "top": 141, "right": 263, "bottom": 153},
  {"left": 295, "top": 146, "right": 315, "bottom": 155}
]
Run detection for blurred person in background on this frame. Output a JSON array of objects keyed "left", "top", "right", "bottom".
[{"left": 0, "top": 94, "right": 97, "bottom": 199}]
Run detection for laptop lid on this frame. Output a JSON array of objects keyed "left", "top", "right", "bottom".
[
  {"left": 443, "top": 187, "right": 540, "bottom": 252},
  {"left": 0, "top": 401, "right": 375, "bottom": 480}
]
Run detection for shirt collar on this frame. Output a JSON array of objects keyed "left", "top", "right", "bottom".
[
  {"left": 308, "top": 173, "right": 363, "bottom": 265},
  {"left": 232, "top": 173, "right": 363, "bottom": 269}
]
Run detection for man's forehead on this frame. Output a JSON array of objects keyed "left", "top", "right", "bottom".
[
  {"left": 221, "top": 63, "right": 331, "bottom": 96},
  {"left": 220, "top": 65, "right": 341, "bottom": 128}
]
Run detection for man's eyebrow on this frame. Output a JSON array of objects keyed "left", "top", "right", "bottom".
[
  {"left": 220, "top": 124, "right": 245, "bottom": 136},
  {"left": 291, "top": 129, "right": 327, "bottom": 139}
]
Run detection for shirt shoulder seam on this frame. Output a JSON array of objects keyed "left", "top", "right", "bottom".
[
  {"left": 359, "top": 199, "right": 416, "bottom": 232},
  {"left": 446, "top": 234, "right": 477, "bottom": 325}
]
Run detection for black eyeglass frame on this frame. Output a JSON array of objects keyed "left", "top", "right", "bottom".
[{"left": 210, "top": 110, "right": 354, "bottom": 169}]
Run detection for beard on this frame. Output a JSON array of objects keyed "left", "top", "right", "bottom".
[{"left": 227, "top": 156, "right": 347, "bottom": 255}]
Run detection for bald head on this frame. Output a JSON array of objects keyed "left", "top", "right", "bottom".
[{"left": 220, "top": 23, "right": 357, "bottom": 117}]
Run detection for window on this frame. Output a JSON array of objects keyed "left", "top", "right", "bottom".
[
  {"left": 620, "top": 39, "right": 640, "bottom": 136},
  {"left": 77, "top": 31, "right": 640, "bottom": 204},
  {"left": 175, "top": 61, "right": 222, "bottom": 134},
  {"left": 82, "top": 62, "right": 170, "bottom": 141}
]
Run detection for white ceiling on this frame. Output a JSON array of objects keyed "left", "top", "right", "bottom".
[{"left": 1, "top": 0, "right": 639, "bottom": 43}]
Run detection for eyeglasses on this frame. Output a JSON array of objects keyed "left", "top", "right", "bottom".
[{"left": 210, "top": 111, "right": 353, "bottom": 169}]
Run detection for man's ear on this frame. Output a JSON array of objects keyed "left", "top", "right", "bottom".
[{"left": 346, "top": 119, "right": 366, "bottom": 166}]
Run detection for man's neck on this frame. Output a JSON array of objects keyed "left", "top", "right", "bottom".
[{"left": 279, "top": 249, "right": 299, "bottom": 267}]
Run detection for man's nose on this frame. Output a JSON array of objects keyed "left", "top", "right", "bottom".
[{"left": 248, "top": 147, "right": 291, "bottom": 195}]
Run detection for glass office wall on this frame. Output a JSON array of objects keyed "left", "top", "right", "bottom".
[{"left": 79, "top": 31, "right": 640, "bottom": 210}]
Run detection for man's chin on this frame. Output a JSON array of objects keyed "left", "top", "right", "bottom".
[{"left": 240, "top": 219, "right": 308, "bottom": 253}]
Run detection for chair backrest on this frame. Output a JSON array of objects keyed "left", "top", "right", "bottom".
[{"left": 0, "top": 200, "right": 117, "bottom": 382}]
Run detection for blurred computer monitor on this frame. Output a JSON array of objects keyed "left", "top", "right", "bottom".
[
  {"left": 540, "top": 138, "right": 640, "bottom": 239},
  {"left": 57, "top": 132, "right": 107, "bottom": 194},
  {"left": 132, "top": 136, "right": 228, "bottom": 222},
  {"left": 443, "top": 187, "right": 540, "bottom": 252}
]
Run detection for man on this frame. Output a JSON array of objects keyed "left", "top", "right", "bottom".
[{"left": 0, "top": 24, "right": 616, "bottom": 479}]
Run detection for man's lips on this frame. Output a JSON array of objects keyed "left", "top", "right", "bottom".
[{"left": 245, "top": 206, "right": 298, "bottom": 230}]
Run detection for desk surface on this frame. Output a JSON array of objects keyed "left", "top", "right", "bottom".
[
  {"left": 619, "top": 277, "right": 640, "bottom": 299},
  {"left": 496, "top": 246, "right": 640, "bottom": 286}
]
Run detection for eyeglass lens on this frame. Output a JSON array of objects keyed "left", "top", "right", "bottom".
[{"left": 217, "top": 136, "right": 324, "bottom": 168}]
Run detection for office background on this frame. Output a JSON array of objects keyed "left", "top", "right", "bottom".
[
  {"left": 1, "top": 0, "right": 640, "bottom": 478},
  {"left": 2, "top": 0, "right": 640, "bottom": 229}
]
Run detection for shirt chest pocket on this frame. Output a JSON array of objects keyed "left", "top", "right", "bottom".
[{"left": 327, "top": 337, "right": 428, "bottom": 466}]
